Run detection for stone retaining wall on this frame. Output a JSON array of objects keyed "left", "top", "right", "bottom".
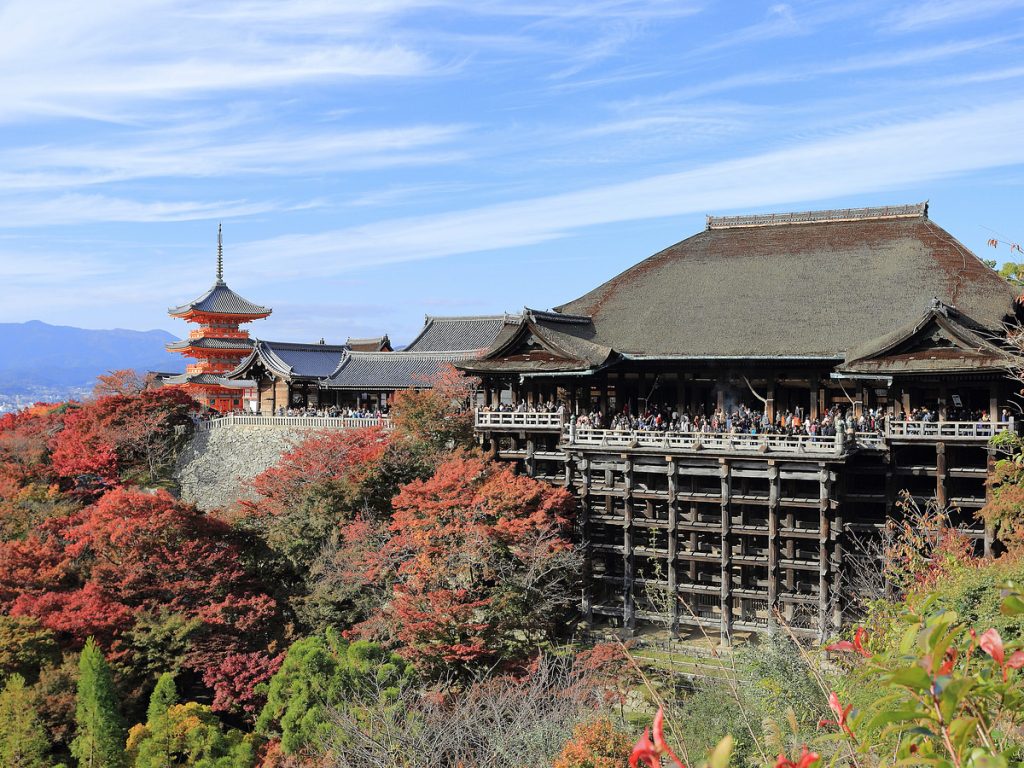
[{"left": 175, "top": 424, "right": 306, "bottom": 510}]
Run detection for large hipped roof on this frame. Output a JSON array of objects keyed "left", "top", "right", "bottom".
[{"left": 554, "top": 205, "right": 1017, "bottom": 359}]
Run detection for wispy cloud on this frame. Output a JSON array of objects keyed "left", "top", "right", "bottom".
[
  {"left": 236, "top": 99, "right": 1024, "bottom": 276},
  {"left": 0, "top": 194, "right": 284, "bottom": 228},
  {"left": 0, "top": 124, "right": 470, "bottom": 192},
  {"left": 884, "top": 0, "right": 1024, "bottom": 32}
]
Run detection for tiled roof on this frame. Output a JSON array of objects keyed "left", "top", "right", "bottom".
[
  {"left": 166, "top": 337, "right": 254, "bottom": 351},
  {"left": 553, "top": 205, "right": 1017, "bottom": 358},
  {"left": 169, "top": 280, "right": 271, "bottom": 317},
  {"left": 161, "top": 372, "right": 255, "bottom": 388},
  {"left": 324, "top": 350, "right": 475, "bottom": 390},
  {"left": 404, "top": 314, "right": 517, "bottom": 352},
  {"left": 346, "top": 335, "right": 392, "bottom": 352},
  {"left": 233, "top": 340, "right": 349, "bottom": 379}
]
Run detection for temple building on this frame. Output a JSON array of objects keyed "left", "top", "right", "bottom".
[
  {"left": 226, "top": 314, "right": 513, "bottom": 412},
  {"left": 465, "top": 203, "right": 1024, "bottom": 642},
  {"left": 164, "top": 227, "right": 270, "bottom": 412}
]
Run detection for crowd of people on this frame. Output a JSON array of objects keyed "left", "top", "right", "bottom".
[
  {"left": 271, "top": 405, "right": 389, "bottom": 418},
  {"left": 481, "top": 399, "right": 1011, "bottom": 437}
]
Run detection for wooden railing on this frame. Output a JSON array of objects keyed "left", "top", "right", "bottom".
[
  {"left": 475, "top": 410, "right": 565, "bottom": 430},
  {"left": 566, "top": 428, "right": 845, "bottom": 455},
  {"left": 193, "top": 414, "right": 392, "bottom": 431},
  {"left": 887, "top": 419, "right": 1013, "bottom": 440}
]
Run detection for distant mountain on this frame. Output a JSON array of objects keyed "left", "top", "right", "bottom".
[{"left": 0, "top": 320, "right": 183, "bottom": 399}]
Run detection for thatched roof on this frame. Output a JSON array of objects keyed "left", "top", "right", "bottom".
[{"left": 552, "top": 204, "right": 1016, "bottom": 359}]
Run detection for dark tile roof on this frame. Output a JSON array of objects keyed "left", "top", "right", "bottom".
[
  {"left": 324, "top": 350, "right": 475, "bottom": 390},
  {"left": 166, "top": 336, "right": 254, "bottom": 351},
  {"left": 404, "top": 314, "right": 517, "bottom": 352},
  {"left": 346, "top": 335, "right": 392, "bottom": 352},
  {"left": 838, "top": 300, "right": 1015, "bottom": 375},
  {"left": 162, "top": 372, "right": 255, "bottom": 387},
  {"left": 460, "top": 312, "right": 615, "bottom": 375},
  {"left": 553, "top": 205, "right": 1017, "bottom": 359},
  {"left": 234, "top": 340, "right": 349, "bottom": 379},
  {"left": 169, "top": 280, "right": 271, "bottom": 317}
]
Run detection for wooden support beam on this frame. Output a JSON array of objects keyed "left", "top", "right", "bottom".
[
  {"left": 935, "top": 442, "right": 947, "bottom": 508},
  {"left": 623, "top": 459, "right": 636, "bottom": 633},
  {"left": 818, "top": 464, "right": 832, "bottom": 642},
  {"left": 767, "top": 462, "right": 780, "bottom": 632},
  {"left": 720, "top": 458, "right": 733, "bottom": 647},
  {"left": 579, "top": 456, "right": 594, "bottom": 624},
  {"left": 832, "top": 468, "right": 845, "bottom": 632},
  {"left": 667, "top": 458, "right": 679, "bottom": 637},
  {"left": 985, "top": 449, "right": 996, "bottom": 559}
]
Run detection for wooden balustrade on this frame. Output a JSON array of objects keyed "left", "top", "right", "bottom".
[
  {"left": 886, "top": 419, "right": 1013, "bottom": 440},
  {"left": 474, "top": 410, "right": 565, "bottom": 430},
  {"left": 192, "top": 414, "right": 392, "bottom": 431}
]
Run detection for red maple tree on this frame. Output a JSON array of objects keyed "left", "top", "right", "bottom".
[{"left": 352, "top": 455, "right": 577, "bottom": 675}]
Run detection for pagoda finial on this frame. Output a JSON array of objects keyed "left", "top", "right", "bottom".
[
  {"left": 216, "top": 223, "right": 224, "bottom": 282},
  {"left": 216, "top": 224, "right": 224, "bottom": 284}
]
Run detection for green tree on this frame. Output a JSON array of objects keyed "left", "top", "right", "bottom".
[
  {"left": 0, "top": 614, "right": 59, "bottom": 685},
  {"left": 71, "top": 638, "right": 125, "bottom": 768},
  {"left": 0, "top": 673, "right": 50, "bottom": 768},
  {"left": 127, "top": 684, "right": 253, "bottom": 768},
  {"left": 257, "top": 630, "right": 412, "bottom": 756},
  {"left": 128, "top": 673, "right": 176, "bottom": 768}
]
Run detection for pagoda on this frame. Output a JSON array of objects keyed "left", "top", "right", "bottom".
[{"left": 164, "top": 226, "right": 271, "bottom": 412}]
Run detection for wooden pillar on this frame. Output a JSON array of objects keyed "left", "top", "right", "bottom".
[
  {"left": 832, "top": 469, "right": 845, "bottom": 631},
  {"left": 524, "top": 437, "right": 536, "bottom": 478},
  {"left": 810, "top": 377, "right": 820, "bottom": 420},
  {"left": 767, "top": 462, "right": 780, "bottom": 631},
  {"left": 990, "top": 383, "right": 999, "bottom": 423},
  {"left": 766, "top": 380, "right": 776, "bottom": 423},
  {"left": 667, "top": 458, "right": 679, "bottom": 637},
  {"left": 720, "top": 458, "right": 732, "bottom": 646},
  {"left": 935, "top": 442, "right": 947, "bottom": 508},
  {"left": 579, "top": 455, "right": 594, "bottom": 624},
  {"left": 818, "top": 465, "right": 832, "bottom": 642},
  {"left": 623, "top": 458, "right": 635, "bottom": 632},
  {"left": 985, "top": 449, "right": 996, "bottom": 558}
]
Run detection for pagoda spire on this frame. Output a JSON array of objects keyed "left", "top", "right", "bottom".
[{"left": 216, "top": 223, "right": 224, "bottom": 282}]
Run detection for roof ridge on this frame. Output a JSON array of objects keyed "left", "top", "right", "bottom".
[
  {"left": 423, "top": 314, "right": 515, "bottom": 322},
  {"left": 348, "top": 348, "right": 478, "bottom": 358},
  {"left": 706, "top": 201, "right": 928, "bottom": 230}
]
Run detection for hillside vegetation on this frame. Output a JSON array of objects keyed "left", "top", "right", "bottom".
[{"left": 0, "top": 369, "right": 1022, "bottom": 767}]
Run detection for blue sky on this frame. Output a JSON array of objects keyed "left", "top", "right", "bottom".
[{"left": 2, "top": 0, "right": 1024, "bottom": 349}]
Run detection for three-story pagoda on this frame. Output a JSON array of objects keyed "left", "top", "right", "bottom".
[{"left": 165, "top": 226, "right": 271, "bottom": 412}]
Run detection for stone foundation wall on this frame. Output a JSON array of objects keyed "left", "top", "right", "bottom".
[{"left": 175, "top": 425, "right": 306, "bottom": 511}]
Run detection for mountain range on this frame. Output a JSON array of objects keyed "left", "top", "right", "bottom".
[{"left": 0, "top": 320, "right": 183, "bottom": 403}]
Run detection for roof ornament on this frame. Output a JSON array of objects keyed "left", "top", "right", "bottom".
[{"left": 216, "top": 223, "right": 224, "bottom": 283}]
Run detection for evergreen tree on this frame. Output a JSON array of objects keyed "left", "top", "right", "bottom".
[
  {"left": 0, "top": 673, "right": 50, "bottom": 768},
  {"left": 131, "top": 673, "right": 177, "bottom": 768},
  {"left": 72, "top": 638, "right": 125, "bottom": 768}
]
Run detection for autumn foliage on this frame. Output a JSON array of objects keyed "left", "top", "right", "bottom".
[
  {"left": 0, "top": 487, "right": 278, "bottom": 709},
  {"left": 351, "top": 454, "right": 577, "bottom": 674},
  {"left": 49, "top": 389, "right": 196, "bottom": 491}
]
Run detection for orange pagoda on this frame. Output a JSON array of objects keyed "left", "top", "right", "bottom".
[{"left": 165, "top": 226, "right": 271, "bottom": 412}]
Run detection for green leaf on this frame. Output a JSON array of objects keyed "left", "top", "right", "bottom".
[
  {"left": 948, "top": 716, "right": 979, "bottom": 753},
  {"left": 888, "top": 665, "right": 933, "bottom": 692},
  {"left": 867, "top": 708, "right": 932, "bottom": 731},
  {"left": 708, "top": 734, "right": 733, "bottom": 768},
  {"left": 1000, "top": 595, "right": 1024, "bottom": 617}
]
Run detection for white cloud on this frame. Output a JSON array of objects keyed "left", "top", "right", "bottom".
[
  {"left": 884, "top": 0, "right": 1024, "bottom": 32},
  {"left": 235, "top": 99, "right": 1024, "bottom": 275},
  {"left": 0, "top": 195, "right": 282, "bottom": 228},
  {"left": 0, "top": 125, "right": 470, "bottom": 191}
]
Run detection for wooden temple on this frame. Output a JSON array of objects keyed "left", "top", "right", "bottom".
[
  {"left": 164, "top": 226, "right": 270, "bottom": 412},
  {"left": 225, "top": 315, "right": 512, "bottom": 412},
  {"left": 461, "top": 203, "right": 1024, "bottom": 642}
]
